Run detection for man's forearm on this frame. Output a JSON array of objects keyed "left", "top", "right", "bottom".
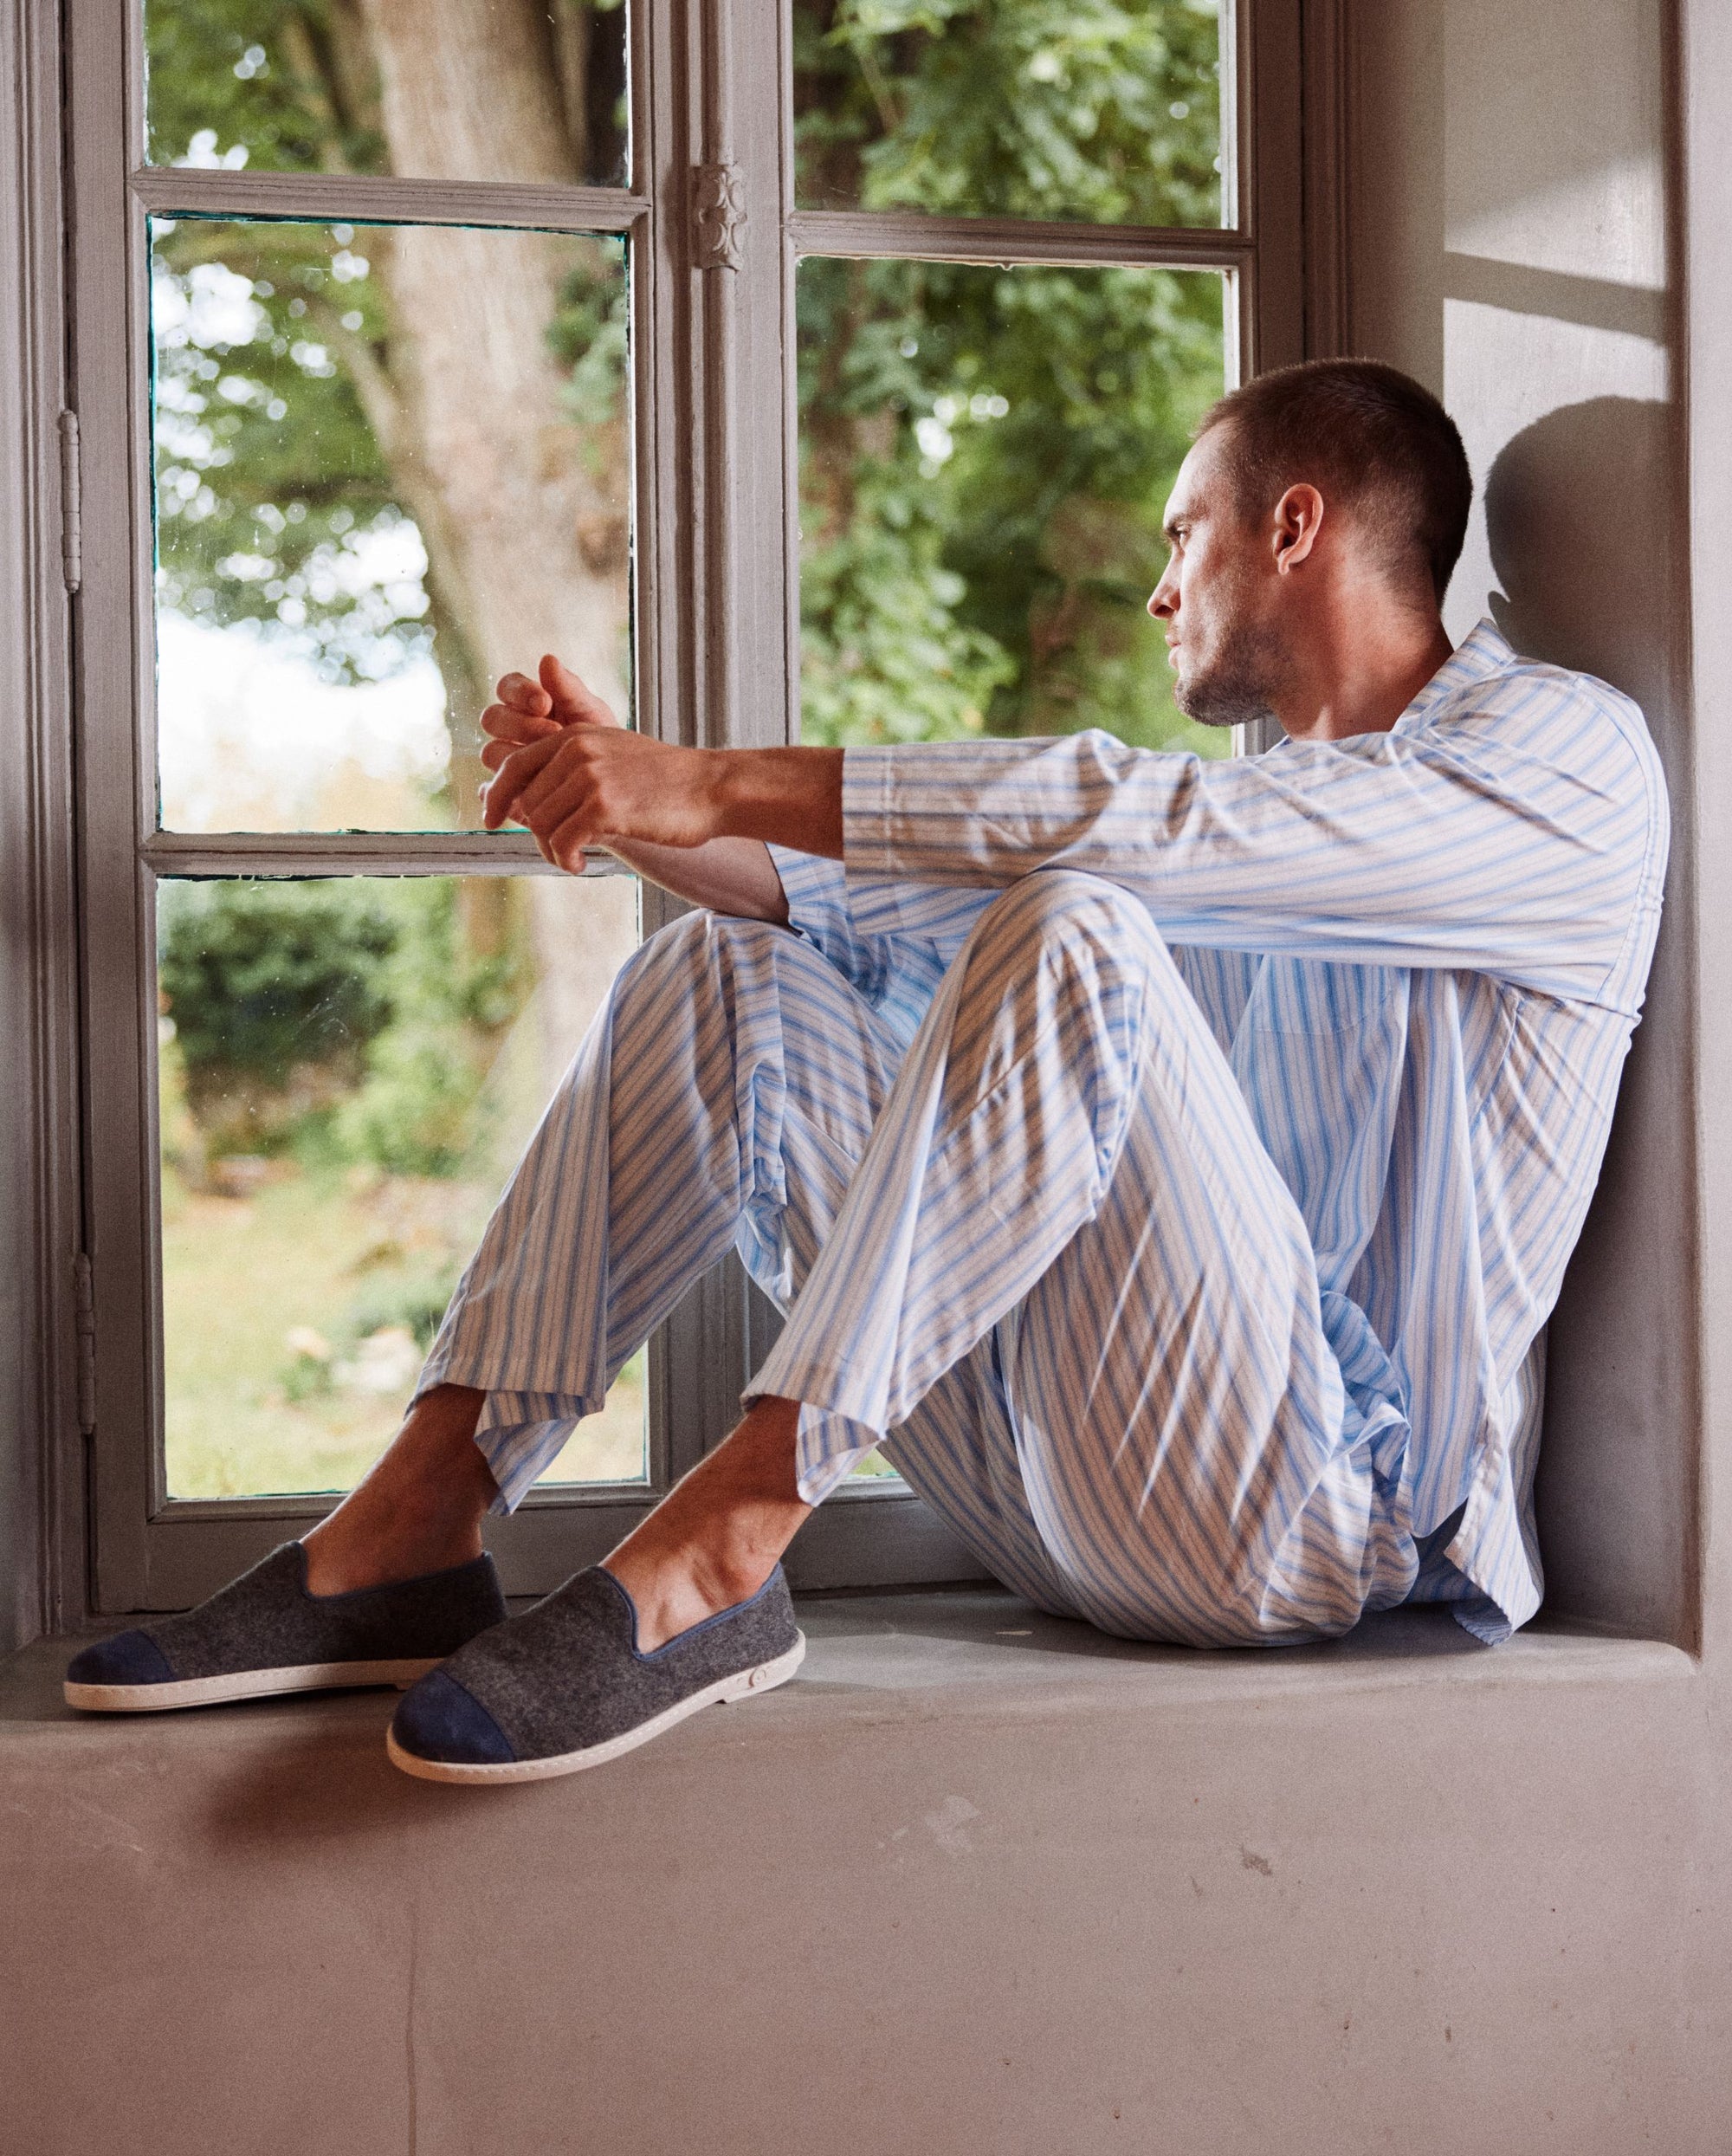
[
  {"left": 707, "top": 748, "right": 844, "bottom": 858},
  {"left": 604, "top": 834, "right": 791, "bottom": 923}
]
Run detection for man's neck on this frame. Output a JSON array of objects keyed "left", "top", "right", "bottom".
[{"left": 1274, "top": 592, "right": 1454, "bottom": 744}]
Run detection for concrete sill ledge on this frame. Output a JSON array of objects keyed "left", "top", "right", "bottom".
[
  {"left": 2, "top": 1588, "right": 1692, "bottom": 1758},
  {"left": 0, "top": 1591, "right": 1699, "bottom": 2156}
]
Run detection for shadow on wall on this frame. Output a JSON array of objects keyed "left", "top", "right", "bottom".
[
  {"left": 1482, "top": 393, "right": 1692, "bottom": 1643},
  {"left": 1483, "top": 394, "right": 1671, "bottom": 716}
]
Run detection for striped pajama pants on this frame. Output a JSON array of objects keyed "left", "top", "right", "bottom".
[{"left": 420, "top": 870, "right": 1419, "bottom": 1648}]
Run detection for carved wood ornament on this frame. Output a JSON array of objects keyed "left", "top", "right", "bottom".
[{"left": 692, "top": 161, "right": 746, "bottom": 270}]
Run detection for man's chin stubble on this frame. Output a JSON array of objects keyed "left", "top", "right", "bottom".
[
  {"left": 1173, "top": 628, "right": 1289, "bottom": 729},
  {"left": 1174, "top": 672, "right": 1277, "bottom": 729}
]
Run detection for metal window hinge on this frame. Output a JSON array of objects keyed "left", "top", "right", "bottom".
[
  {"left": 58, "top": 409, "right": 81, "bottom": 594},
  {"left": 74, "top": 1251, "right": 96, "bottom": 1434},
  {"left": 691, "top": 162, "right": 745, "bottom": 270}
]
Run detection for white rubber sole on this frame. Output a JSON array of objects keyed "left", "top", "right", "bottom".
[
  {"left": 63, "top": 1657, "right": 441, "bottom": 1714},
  {"left": 385, "top": 1630, "right": 808, "bottom": 1785}
]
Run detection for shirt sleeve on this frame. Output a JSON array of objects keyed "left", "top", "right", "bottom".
[{"left": 840, "top": 694, "right": 1665, "bottom": 1006}]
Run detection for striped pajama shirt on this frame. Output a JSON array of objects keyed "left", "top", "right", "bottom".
[{"left": 420, "top": 620, "right": 1667, "bottom": 1647}]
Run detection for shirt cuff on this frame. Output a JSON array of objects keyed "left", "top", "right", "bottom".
[
  {"left": 764, "top": 841, "right": 846, "bottom": 945},
  {"left": 842, "top": 745, "right": 938, "bottom": 936}
]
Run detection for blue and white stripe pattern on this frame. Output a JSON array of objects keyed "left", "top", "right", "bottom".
[
  {"left": 420, "top": 618, "right": 1665, "bottom": 1646},
  {"left": 824, "top": 618, "right": 1669, "bottom": 1639}
]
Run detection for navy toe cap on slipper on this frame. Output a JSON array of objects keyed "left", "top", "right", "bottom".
[
  {"left": 66, "top": 1630, "right": 175, "bottom": 1687},
  {"left": 392, "top": 1668, "right": 516, "bottom": 1765}
]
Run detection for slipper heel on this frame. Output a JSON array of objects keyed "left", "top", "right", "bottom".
[{"left": 716, "top": 1633, "right": 806, "bottom": 1703}]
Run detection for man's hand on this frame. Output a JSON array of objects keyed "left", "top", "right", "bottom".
[
  {"left": 481, "top": 651, "right": 623, "bottom": 754},
  {"left": 482, "top": 657, "right": 722, "bottom": 869},
  {"left": 478, "top": 653, "right": 843, "bottom": 895}
]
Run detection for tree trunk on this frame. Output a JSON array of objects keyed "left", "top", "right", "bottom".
[
  {"left": 356, "top": 0, "right": 637, "bottom": 1072},
  {"left": 358, "top": 0, "right": 630, "bottom": 715}
]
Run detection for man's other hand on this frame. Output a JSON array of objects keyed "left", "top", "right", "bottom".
[{"left": 481, "top": 653, "right": 624, "bottom": 755}]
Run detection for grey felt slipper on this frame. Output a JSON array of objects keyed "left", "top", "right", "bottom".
[
  {"left": 63, "top": 1544, "right": 507, "bottom": 1712},
  {"left": 386, "top": 1564, "right": 805, "bottom": 1785}
]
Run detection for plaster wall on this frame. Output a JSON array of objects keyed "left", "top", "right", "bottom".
[{"left": 1354, "top": 0, "right": 1698, "bottom": 1645}]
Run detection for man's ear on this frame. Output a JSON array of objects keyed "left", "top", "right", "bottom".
[{"left": 1271, "top": 483, "right": 1325, "bottom": 574}]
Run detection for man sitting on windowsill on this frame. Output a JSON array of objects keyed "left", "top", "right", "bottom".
[{"left": 67, "top": 360, "right": 1668, "bottom": 1785}]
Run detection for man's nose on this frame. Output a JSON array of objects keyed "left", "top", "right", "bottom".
[{"left": 1147, "top": 579, "right": 1176, "bottom": 620}]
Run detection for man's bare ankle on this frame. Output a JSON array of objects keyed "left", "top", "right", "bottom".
[
  {"left": 302, "top": 1545, "right": 481, "bottom": 1597},
  {"left": 300, "top": 1391, "right": 496, "bottom": 1596},
  {"left": 302, "top": 1513, "right": 484, "bottom": 1597},
  {"left": 601, "top": 1533, "right": 773, "bottom": 1652}
]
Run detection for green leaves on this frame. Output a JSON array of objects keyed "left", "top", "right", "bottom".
[
  {"left": 550, "top": 255, "right": 631, "bottom": 435},
  {"left": 158, "top": 877, "right": 531, "bottom": 1176},
  {"left": 798, "top": 249, "right": 1224, "bottom": 748},
  {"left": 800, "top": 493, "right": 1017, "bottom": 746},
  {"left": 797, "top": 0, "right": 1222, "bottom": 226},
  {"left": 145, "top": 0, "right": 387, "bottom": 175},
  {"left": 158, "top": 879, "right": 400, "bottom": 1102}
]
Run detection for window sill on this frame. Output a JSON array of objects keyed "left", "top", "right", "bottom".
[
  {"left": 3, "top": 1589, "right": 1693, "bottom": 1757},
  {"left": 2, "top": 1589, "right": 1698, "bottom": 2154}
]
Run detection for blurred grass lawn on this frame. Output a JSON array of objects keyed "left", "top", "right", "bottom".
[{"left": 162, "top": 1162, "right": 644, "bottom": 1499}]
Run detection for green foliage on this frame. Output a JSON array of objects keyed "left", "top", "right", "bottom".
[
  {"left": 158, "top": 879, "right": 398, "bottom": 1097},
  {"left": 793, "top": 2, "right": 1231, "bottom": 752},
  {"left": 797, "top": 0, "right": 1222, "bottom": 227},
  {"left": 795, "top": 248, "right": 1224, "bottom": 751},
  {"left": 145, "top": 0, "right": 387, "bottom": 175},
  {"left": 550, "top": 252, "right": 631, "bottom": 435},
  {"left": 345, "top": 1273, "right": 464, "bottom": 1355},
  {"left": 159, "top": 878, "right": 530, "bottom": 1176},
  {"left": 336, "top": 878, "right": 527, "bottom": 1178},
  {"left": 798, "top": 450, "right": 1017, "bottom": 745}
]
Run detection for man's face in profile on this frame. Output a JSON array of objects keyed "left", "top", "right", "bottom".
[{"left": 1148, "top": 427, "right": 1290, "bottom": 730}]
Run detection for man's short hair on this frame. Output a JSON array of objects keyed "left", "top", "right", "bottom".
[{"left": 1197, "top": 359, "right": 1473, "bottom": 605}]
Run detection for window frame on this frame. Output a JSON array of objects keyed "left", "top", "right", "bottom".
[{"left": 65, "top": 0, "right": 1317, "bottom": 1615}]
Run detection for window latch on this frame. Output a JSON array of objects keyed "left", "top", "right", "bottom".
[{"left": 58, "top": 409, "right": 81, "bottom": 596}]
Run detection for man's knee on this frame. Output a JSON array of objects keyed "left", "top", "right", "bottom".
[
  {"left": 963, "top": 869, "right": 1164, "bottom": 980},
  {"left": 615, "top": 905, "right": 785, "bottom": 1009}
]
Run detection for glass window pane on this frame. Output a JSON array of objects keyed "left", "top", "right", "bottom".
[
  {"left": 798, "top": 257, "right": 1228, "bottom": 754},
  {"left": 151, "top": 216, "right": 632, "bottom": 833},
  {"left": 158, "top": 871, "right": 643, "bottom": 1498},
  {"left": 145, "top": 1, "right": 630, "bottom": 188},
  {"left": 793, "top": 1, "right": 1223, "bottom": 228}
]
